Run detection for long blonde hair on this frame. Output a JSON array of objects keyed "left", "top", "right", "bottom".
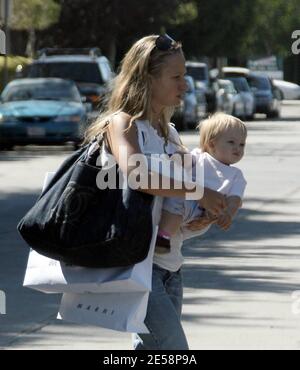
[{"left": 84, "top": 35, "right": 183, "bottom": 145}]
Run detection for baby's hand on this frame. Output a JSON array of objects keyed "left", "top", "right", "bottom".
[{"left": 216, "top": 212, "right": 233, "bottom": 231}]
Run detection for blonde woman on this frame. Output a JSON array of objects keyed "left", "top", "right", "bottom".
[{"left": 85, "top": 35, "right": 226, "bottom": 350}]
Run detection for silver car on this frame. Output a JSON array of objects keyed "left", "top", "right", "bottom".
[
  {"left": 215, "top": 79, "right": 244, "bottom": 118},
  {"left": 225, "top": 77, "right": 255, "bottom": 119},
  {"left": 173, "top": 75, "right": 207, "bottom": 130}
]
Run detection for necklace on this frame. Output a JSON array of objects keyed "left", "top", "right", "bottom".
[{"left": 148, "top": 120, "right": 169, "bottom": 154}]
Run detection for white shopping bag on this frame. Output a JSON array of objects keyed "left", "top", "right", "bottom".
[
  {"left": 57, "top": 197, "right": 161, "bottom": 333},
  {"left": 58, "top": 291, "right": 149, "bottom": 333},
  {"left": 24, "top": 225, "right": 157, "bottom": 294},
  {"left": 57, "top": 197, "right": 161, "bottom": 334}
]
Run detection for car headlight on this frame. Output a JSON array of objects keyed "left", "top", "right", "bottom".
[
  {"left": 0, "top": 113, "right": 15, "bottom": 123},
  {"left": 54, "top": 115, "right": 82, "bottom": 123}
]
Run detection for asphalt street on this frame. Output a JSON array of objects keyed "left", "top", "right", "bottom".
[{"left": 0, "top": 102, "right": 300, "bottom": 350}]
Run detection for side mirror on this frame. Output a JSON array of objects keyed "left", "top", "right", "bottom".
[{"left": 81, "top": 96, "right": 87, "bottom": 103}]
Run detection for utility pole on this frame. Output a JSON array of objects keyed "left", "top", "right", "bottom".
[{"left": 0, "top": 0, "right": 11, "bottom": 86}]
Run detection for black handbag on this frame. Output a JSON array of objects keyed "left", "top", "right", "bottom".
[{"left": 17, "top": 134, "right": 154, "bottom": 268}]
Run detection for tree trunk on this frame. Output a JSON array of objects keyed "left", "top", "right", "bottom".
[
  {"left": 26, "top": 28, "right": 36, "bottom": 58},
  {"left": 107, "top": 35, "right": 117, "bottom": 69}
]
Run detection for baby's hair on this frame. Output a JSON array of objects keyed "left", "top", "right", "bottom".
[{"left": 197, "top": 113, "right": 247, "bottom": 152}]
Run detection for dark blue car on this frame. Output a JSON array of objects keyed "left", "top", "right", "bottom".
[{"left": 0, "top": 78, "right": 87, "bottom": 150}]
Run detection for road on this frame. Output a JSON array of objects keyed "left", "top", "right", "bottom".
[{"left": 0, "top": 102, "right": 300, "bottom": 350}]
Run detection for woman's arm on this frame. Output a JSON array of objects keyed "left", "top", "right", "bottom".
[{"left": 106, "top": 113, "right": 226, "bottom": 214}]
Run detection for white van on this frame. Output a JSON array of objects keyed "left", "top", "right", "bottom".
[{"left": 185, "top": 61, "right": 210, "bottom": 90}]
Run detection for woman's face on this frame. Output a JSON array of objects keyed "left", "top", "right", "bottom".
[{"left": 151, "top": 52, "right": 187, "bottom": 111}]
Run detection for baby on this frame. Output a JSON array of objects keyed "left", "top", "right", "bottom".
[{"left": 155, "top": 113, "right": 247, "bottom": 254}]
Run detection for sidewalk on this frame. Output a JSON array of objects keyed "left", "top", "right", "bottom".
[{"left": 1, "top": 106, "right": 300, "bottom": 350}]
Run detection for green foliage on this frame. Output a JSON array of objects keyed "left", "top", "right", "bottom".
[
  {"left": 32, "top": 0, "right": 300, "bottom": 62},
  {"left": 37, "top": 0, "right": 191, "bottom": 64},
  {"left": 0, "top": 56, "right": 32, "bottom": 90},
  {"left": 245, "top": 0, "right": 300, "bottom": 56},
  {"left": 11, "top": 0, "right": 61, "bottom": 31},
  {"left": 168, "top": 2, "right": 198, "bottom": 26}
]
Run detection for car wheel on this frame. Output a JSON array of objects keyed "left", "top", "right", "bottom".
[
  {"left": 267, "top": 110, "right": 280, "bottom": 119},
  {"left": 187, "top": 121, "right": 196, "bottom": 130},
  {"left": 0, "top": 144, "right": 14, "bottom": 151},
  {"left": 246, "top": 114, "right": 255, "bottom": 121}
]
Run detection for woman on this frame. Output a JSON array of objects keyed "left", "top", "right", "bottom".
[{"left": 84, "top": 35, "right": 225, "bottom": 350}]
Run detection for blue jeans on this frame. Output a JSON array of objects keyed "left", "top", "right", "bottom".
[{"left": 133, "top": 264, "right": 189, "bottom": 350}]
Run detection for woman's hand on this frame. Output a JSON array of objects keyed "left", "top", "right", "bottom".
[
  {"left": 216, "top": 212, "right": 233, "bottom": 231},
  {"left": 186, "top": 214, "right": 217, "bottom": 231},
  {"left": 198, "top": 188, "right": 226, "bottom": 217}
]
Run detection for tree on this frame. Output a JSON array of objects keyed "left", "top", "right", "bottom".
[
  {"left": 31, "top": 0, "right": 299, "bottom": 66},
  {"left": 169, "top": 0, "right": 257, "bottom": 59},
  {"left": 10, "top": 0, "right": 61, "bottom": 57},
  {"left": 37, "top": 0, "right": 191, "bottom": 67},
  {"left": 245, "top": 0, "right": 300, "bottom": 57}
]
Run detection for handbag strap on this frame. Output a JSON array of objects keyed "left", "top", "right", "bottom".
[{"left": 87, "top": 120, "right": 111, "bottom": 166}]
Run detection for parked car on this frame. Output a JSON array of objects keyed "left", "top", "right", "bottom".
[
  {"left": 186, "top": 61, "right": 210, "bottom": 90},
  {"left": 222, "top": 67, "right": 281, "bottom": 118},
  {"left": 0, "top": 78, "right": 87, "bottom": 150},
  {"left": 26, "top": 48, "right": 113, "bottom": 110},
  {"left": 172, "top": 75, "right": 206, "bottom": 131},
  {"left": 224, "top": 76, "right": 255, "bottom": 119},
  {"left": 273, "top": 79, "right": 300, "bottom": 100},
  {"left": 186, "top": 61, "right": 216, "bottom": 114},
  {"left": 215, "top": 79, "right": 244, "bottom": 117},
  {"left": 248, "top": 74, "right": 282, "bottom": 118}
]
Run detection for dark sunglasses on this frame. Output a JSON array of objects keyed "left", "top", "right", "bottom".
[{"left": 155, "top": 34, "right": 178, "bottom": 51}]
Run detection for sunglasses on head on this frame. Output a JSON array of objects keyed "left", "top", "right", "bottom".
[{"left": 155, "top": 34, "right": 178, "bottom": 51}]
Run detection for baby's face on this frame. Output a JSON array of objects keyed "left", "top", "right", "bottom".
[{"left": 209, "top": 128, "right": 246, "bottom": 165}]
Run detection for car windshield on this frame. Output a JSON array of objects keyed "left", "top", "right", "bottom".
[
  {"left": 185, "top": 77, "right": 194, "bottom": 93},
  {"left": 2, "top": 81, "right": 81, "bottom": 103},
  {"left": 247, "top": 76, "right": 271, "bottom": 90},
  {"left": 227, "top": 77, "right": 251, "bottom": 92},
  {"left": 220, "top": 82, "right": 236, "bottom": 94},
  {"left": 28, "top": 62, "right": 104, "bottom": 84},
  {"left": 186, "top": 66, "right": 207, "bottom": 81}
]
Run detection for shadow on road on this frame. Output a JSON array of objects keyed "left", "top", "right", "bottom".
[
  {"left": 182, "top": 200, "right": 300, "bottom": 297},
  {"left": 0, "top": 191, "right": 61, "bottom": 348},
  {"left": 1, "top": 186, "right": 300, "bottom": 346}
]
